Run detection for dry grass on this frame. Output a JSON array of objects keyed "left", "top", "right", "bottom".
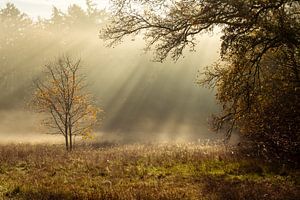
[{"left": 0, "top": 142, "right": 299, "bottom": 200}]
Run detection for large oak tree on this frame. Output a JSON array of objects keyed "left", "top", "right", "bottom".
[{"left": 101, "top": 0, "right": 300, "bottom": 160}]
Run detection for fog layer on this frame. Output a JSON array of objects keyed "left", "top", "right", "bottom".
[{"left": 0, "top": 3, "right": 221, "bottom": 143}]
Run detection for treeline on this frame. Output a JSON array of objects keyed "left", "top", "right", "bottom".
[{"left": 0, "top": 1, "right": 107, "bottom": 108}]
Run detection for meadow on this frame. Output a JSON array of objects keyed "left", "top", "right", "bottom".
[{"left": 0, "top": 142, "right": 299, "bottom": 200}]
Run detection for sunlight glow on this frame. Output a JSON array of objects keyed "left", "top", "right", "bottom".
[
  {"left": 0, "top": 0, "right": 110, "bottom": 19},
  {"left": 0, "top": 0, "right": 221, "bottom": 144}
]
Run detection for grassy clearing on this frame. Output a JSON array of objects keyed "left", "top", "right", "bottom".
[{"left": 0, "top": 143, "right": 299, "bottom": 200}]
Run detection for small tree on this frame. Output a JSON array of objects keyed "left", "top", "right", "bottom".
[{"left": 31, "top": 56, "right": 100, "bottom": 151}]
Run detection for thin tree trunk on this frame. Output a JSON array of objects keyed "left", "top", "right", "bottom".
[
  {"left": 69, "top": 117, "right": 73, "bottom": 151},
  {"left": 69, "top": 132, "right": 72, "bottom": 151},
  {"left": 65, "top": 133, "right": 69, "bottom": 151},
  {"left": 73, "top": 135, "right": 76, "bottom": 149},
  {"left": 65, "top": 114, "right": 69, "bottom": 151}
]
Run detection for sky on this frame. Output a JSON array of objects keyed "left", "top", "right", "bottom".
[{"left": 0, "top": 0, "right": 110, "bottom": 19}]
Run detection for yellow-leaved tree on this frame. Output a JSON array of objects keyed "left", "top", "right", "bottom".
[{"left": 31, "top": 56, "right": 101, "bottom": 151}]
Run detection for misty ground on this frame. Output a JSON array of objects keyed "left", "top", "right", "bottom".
[
  {"left": 0, "top": 143, "right": 298, "bottom": 200},
  {"left": 0, "top": 109, "right": 234, "bottom": 145}
]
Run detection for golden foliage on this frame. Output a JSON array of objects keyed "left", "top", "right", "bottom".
[{"left": 30, "top": 56, "right": 102, "bottom": 150}]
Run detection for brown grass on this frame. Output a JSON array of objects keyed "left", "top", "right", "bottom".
[{"left": 0, "top": 143, "right": 299, "bottom": 199}]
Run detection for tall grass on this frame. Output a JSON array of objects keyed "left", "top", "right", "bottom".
[{"left": 0, "top": 143, "right": 298, "bottom": 199}]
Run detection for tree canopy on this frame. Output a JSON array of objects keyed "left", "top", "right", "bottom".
[
  {"left": 101, "top": 0, "right": 300, "bottom": 160},
  {"left": 102, "top": 0, "right": 299, "bottom": 61},
  {"left": 31, "top": 56, "right": 100, "bottom": 150}
]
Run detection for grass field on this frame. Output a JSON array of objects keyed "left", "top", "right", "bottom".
[{"left": 0, "top": 143, "right": 299, "bottom": 200}]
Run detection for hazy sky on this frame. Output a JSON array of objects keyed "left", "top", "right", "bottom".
[{"left": 0, "top": 0, "right": 109, "bottom": 19}]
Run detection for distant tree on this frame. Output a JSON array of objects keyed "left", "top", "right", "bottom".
[
  {"left": 101, "top": 0, "right": 300, "bottom": 160},
  {"left": 31, "top": 56, "right": 100, "bottom": 151},
  {"left": 0, "top": 3, "right": 32, "bottom": 93},
  {"left": 86, "top": 0, "right": 97, "bottom": 16},
  {"left": 47, "top": 6, "right": 66, "bottom": 31},
  {"left": 66, "top": 1, "right": 106, "bottom": 29},
  {"left": 66, "top": 4, "right": 89, "bottom": 27}
]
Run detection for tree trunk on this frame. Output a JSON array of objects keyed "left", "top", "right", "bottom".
[
  {"left": 69, "top": 117, "right": 73, "bottom": 151},
  {"left": 65, "top": 133, "right": 69, "bottom": 151},
  {"left": 73, "top": 136, "right": 76, "bottom": 149},
  {"left": 65, "top": 115, "right": 69, "bottom": 151},
  {"left": 69, "top": 132, "right": 73, "bottom": 151}
]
